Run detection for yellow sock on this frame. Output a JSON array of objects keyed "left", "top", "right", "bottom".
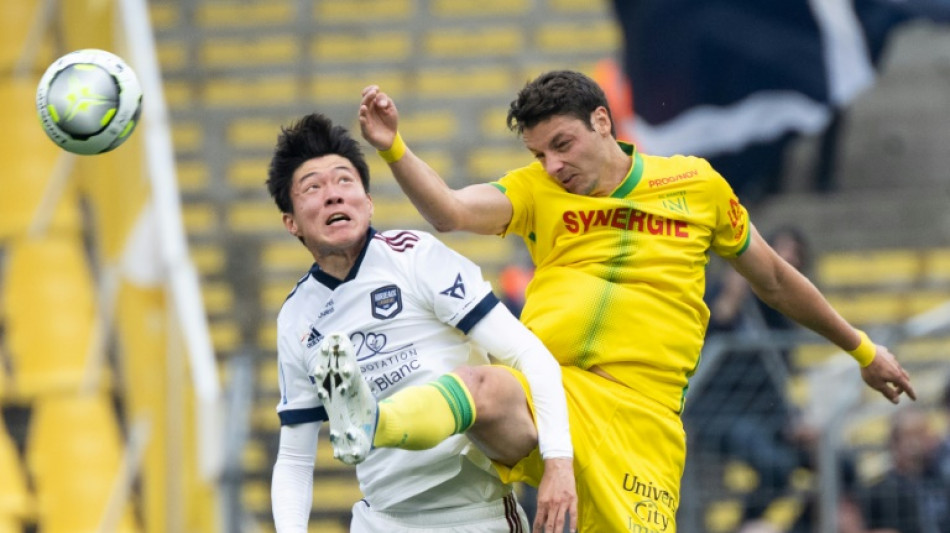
[{"left": 373, "top": 374, "right": 476, "bottom": 450}]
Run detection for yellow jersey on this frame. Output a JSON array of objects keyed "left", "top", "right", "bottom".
[{"left": 493, "top": 142, "right": 750, "bottom": 414}]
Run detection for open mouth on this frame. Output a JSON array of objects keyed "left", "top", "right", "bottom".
[{"left": 326, "top": 213, "right": 350, "bottom": 225}]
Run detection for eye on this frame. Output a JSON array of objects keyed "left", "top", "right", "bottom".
[{"left": 556, "top": 140, "right": 571, "bottom": 152}]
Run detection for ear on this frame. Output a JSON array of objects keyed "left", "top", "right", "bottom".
[
  {"left": 367, "top": 193, "right": 374, "bottom": 219},
  {"left": 592, "top": 107, "right": 611, "bottom": 136},
  {"left": 282, "top": 212, "right": 298, "bottom": 236}
]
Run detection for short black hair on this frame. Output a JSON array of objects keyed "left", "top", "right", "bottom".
[
  {"left": 506, "top": 70, "right": 615, "bottom": 137},
  {"left": 267, "top": 113, "right": 370, "bottom": 214}
]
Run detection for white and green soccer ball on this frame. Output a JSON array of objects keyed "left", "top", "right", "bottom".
[{"left": 36, "top": 49, "right": 143, "bottom": 155}]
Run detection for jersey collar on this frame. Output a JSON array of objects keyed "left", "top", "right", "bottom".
[
  {"left": 609, "top": 141, "right": 644, "bottom": 199},
  {"left": 308, "top": 227, "right": 377, "bottom": 289}
]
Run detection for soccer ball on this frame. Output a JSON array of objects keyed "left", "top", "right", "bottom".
[{"left": 35, "top": 49, "right": 143, "bottom": 155}]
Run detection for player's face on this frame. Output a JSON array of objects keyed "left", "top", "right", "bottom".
[
  {"left": 521, "top": 107, "right": 616, "bottom": 196},
  {"left": 282, "top": 154, "right": 373, "bottom": 254}
]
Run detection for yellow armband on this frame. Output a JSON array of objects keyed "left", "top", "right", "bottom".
[
  {"left": 848, "top": 330, "right": 876, "bottom": 367},
  {"left": 377, "top": 132, "right": 407, "bottom": 164}
]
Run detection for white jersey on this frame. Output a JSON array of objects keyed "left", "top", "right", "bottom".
[{"left": 276, "top": 228, "right": 509, "bottom": 511}]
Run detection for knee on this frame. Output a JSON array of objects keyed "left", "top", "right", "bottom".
[{"left": 453, "top": 366, "right": 520, "bottom": 425}]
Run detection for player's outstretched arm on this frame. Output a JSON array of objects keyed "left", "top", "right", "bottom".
[
  {"left": 728, "top": 225, "right": 916, "bottom": 403},
  {"left": 358, "top": 85, "right": 513, "bottom": 235},
  {"left": 272, "top": 423, "right": 319, "bottom": 532}
]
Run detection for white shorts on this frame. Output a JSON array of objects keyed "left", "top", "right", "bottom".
[{"left": 350, "top": 493, "right": 529, "bottom": 532}]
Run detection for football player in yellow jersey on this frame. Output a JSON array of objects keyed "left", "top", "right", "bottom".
[{"left": 356, "top": 70, "right": 916, "bottom": 532}]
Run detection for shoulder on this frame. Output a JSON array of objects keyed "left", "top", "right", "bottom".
[
  {"left": 371, "top": 228, "right": 438, "bottom": 253},
  {"left": 496, "top": 161, "right": 551, "bottom": 190},
  {"left": 640, "top": 152, "right": 724, "bottom": 190},
  {"left": 277, "top": 270, "right": 313, "bottom": 321}
]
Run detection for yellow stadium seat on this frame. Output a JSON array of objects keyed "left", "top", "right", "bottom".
[
  {"left": 721, "top": 460, "right": 758, "bottom": 494},
  {"left": 430, "top": 0, "right": 529, "bottom": 17},
  {"left": 0, "top": 80, "right": 81, "bottom": 241},
  {"left": 397, "top": 111, "right": 459, "bottom": 143},
  {"left": 309, "top": 519, "right": 348, "bottom": 533},
  {"left": 171, "top": 121, "right": 205, "bottom": 153},
  {"left": 26, "top": 393, "right": 139, "bottom": 533},
  {"left": 190, "top": 244, "right": 226, "bottom": 277},
  {"left": 423, "top": 27, "right": 524, "bottom": 58},
  {"left": 2, "top": 238, "right": 96, "bottom": 398},
  {"left": 547, "top": 0, "right": 612, "bottom": 14},
  {"left": 156, "top": 40, "right": 188, "bottom": 72},
  {"left": 923, "top": 247, "right": 950, "bottom": 284},
  {"left": 241, "top": 480, "right": 271, "bottom": 515},
  {"left": 0, "top": 0, "right": 42, "bottom": 72},
  {"left": 195, "top": 1, "right": 294, "bottom": 28},
  {"left": 704, "top": 499, "right": 743, "bottom": 533},
  {"left": 371, "top": 196, "right": 426, "bottom": 228},
  {"left": 209, "top": 319, "right": 241, "bottom": 354},
  {"left": 825, "top": 291, "right": 909, "bottom": 326},
  {"left": 228, "top": 157, "right": 271, "bottom": 189},
  {"left": 437, "top": 233, "right": 513, "bottom": 266},
  {"left": 262, "top": 241, "right": 314, "bottom": 274},
  {"left": 242, "top": 440, "right": 269, "bottom": 472},
  {"left": 313, "top": 477, "right": 363, "bottom": 511},
  {"left": 818, "top": 249, "right": 921, "bottom": 288},
  {"left": 262, "top": 279, "right": 297, "bottom": 313},
  {"left": 258, "top": 323, "right": 278, "bottom": 350},
  {"left": 228, "top": 202, "right": 283, "bottom": 233},
  {"left": 414, "top": 67, "right": 514, "bottom": 99},
  {"left": 204, "top": 76, "right": 299, "bottom": 108},
  {"left": 534, "top": 20, "right": 621, "bottom": 54},
  {"left": 228, "top": 118, "right": 288, "bottom": 149},
  {"left": 148, "top": 2, "right": 180, "bottom": 31},
  {"left": 176, "top": 160, "right": 210, "bottom": 193},
  {"left": 314, "top": 0, "right": 413, "bottom": 22},
  {"left": 202, "top": 282, "right": 235, "bottom": 315},
  {"left": 311, "top": 71, "right": 407, "bottom": 105},
  {"left": 182, "top": 202, "right": 218, "bottom": 235},
  {"left": 467, "top": 147, "right": 531, "bottom": 179},
  {"left": 200, "top": 36, "right": 300, "bottom": 68},
  {"left": 311, "top": 32, "right": 411, "bottom": 64}
]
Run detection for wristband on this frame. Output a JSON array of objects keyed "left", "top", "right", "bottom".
[
  {"left": 377, "top": 132, "right": 406, "bottom": 163},
  {"left": 848, "top": 330, "right": 876, "bottom": 367}
]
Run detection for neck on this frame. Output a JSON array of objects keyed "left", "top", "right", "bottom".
[
  {"left": 311, "top": 233, "right": 367, "bottom": 280},
  {"left": 316, "top": 253, "right": 355, "bottom": 280},
  {"left": 595, "top": 143, "right": 634, "bottom": 196}
]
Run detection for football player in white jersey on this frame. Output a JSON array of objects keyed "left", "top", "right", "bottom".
[{"left": 267, "top": 113, "right": 577, "bottom": 533}]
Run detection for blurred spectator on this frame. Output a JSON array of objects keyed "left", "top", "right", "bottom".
[
  {"left": 498, "top": 262, "right": 533, "bottom": 318},
  {"left": 935, "top": 380, "right": 950, "bottom": 485},
  {"left": 850, "top": 407, "right": 946, "bottom": 533},
  {"left": 686, "top": 227, "right": 817, "bottom": 524}
]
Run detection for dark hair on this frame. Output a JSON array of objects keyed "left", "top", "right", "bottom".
[
  {"left": 267, "top": 113, "right": 370, "bottom": 214},
  {"left": 506, "top": 70, "right": 615, "bottom": 137}
]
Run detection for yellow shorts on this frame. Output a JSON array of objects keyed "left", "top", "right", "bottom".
[{"left": 494, "top": 366, "right": 685, "bottom": 533}]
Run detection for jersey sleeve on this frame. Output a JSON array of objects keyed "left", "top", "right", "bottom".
[
  {"left": 706, "top": 162, "right": 752, "bottom": 258},
  {"left": 275, "top": 319, "right": 327, "bottom": 426},
  {"left": 410, "top": 234, "right": 500, "bottom": 333},
  {"left": 492, "top": 166, "right": 536, "bottom": 240}
]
